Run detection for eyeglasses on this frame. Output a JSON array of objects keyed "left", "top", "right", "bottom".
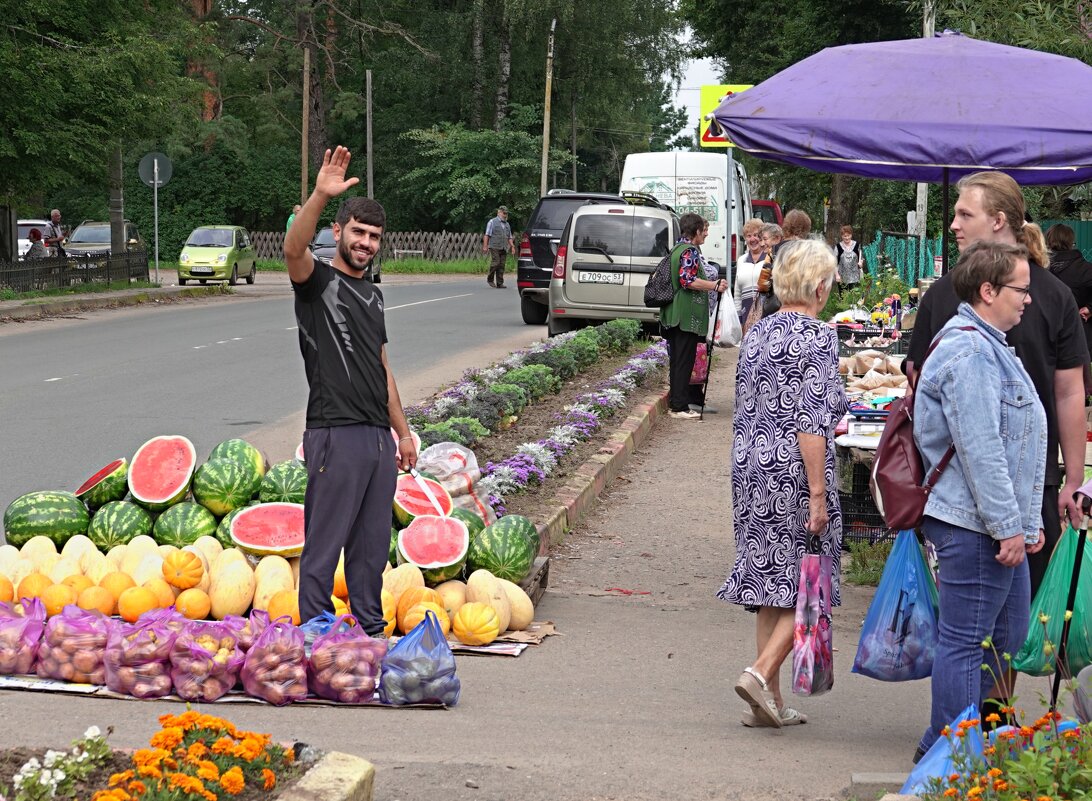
[{"left": 998, "top": 283, "right": 1031, "bottom": 298}]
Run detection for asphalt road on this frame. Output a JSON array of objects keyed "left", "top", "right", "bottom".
[{"left": 0, "top": 275, "right": 543, "bottom": 509}]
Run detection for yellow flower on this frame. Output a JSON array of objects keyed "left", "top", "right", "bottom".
[
  {"left": 196, "top": 760, "right": 220, "bottom": 782},
  {"left": 150, "top": 727, "right": 184, "bottom": 751},
  {"left": 987, "top": 768, "right": 1003, "bottom": 778},
  {"left": 943, "top": 790, "right": 959, "bottom": 798},
  {"left": 1065, "top": 610, "right": 1073, "bottom": 621},
  {"left": 967, "top": 787, "right": 984, "bottom": 798},
  {"left": 262, "top": 768, "right": 277, "bottom": 791},
  {"left": 219, "top": 766, "right": 245, "bottom": 796},
  {"left": 283, "top": 746, "right": 296, "bottom": 764},
  {"left": 1038, "top": 612, "right": 1050, "bottom": 624}
]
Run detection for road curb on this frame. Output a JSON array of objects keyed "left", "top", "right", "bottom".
[
  {"left": 279, "top": 751, "right": 376, "bottom": 801},
  {"left": 0, "top": 285, "right": 230, "bottom": 321},
  {"left": 536, "top": 386, "right": 668, "bottom": 550}
]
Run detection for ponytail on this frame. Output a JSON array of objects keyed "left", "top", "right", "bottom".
[{"left": 1017, "top": 222, "right": 1048, "bottom": 268}]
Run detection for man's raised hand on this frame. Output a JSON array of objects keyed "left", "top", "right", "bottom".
[{"left": 314, "top": 146, "right": 360, "bottom": 199}]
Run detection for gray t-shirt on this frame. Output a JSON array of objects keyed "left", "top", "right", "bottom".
[{"left": 485, "top": 216, "right": 512, "bottom": 251}]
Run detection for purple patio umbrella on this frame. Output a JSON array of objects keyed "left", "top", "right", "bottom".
[{"left": 711, "top": 32, "right": 1092, "bottom": 270}]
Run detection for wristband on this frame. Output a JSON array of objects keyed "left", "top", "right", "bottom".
[{"left": 398, "top": 435, "right": 415, "bottom": 443}]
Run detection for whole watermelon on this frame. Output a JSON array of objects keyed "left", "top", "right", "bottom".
[
  {"left": 193, "top": 458, "right": 260, "bottom": 517},
  {"left": 450, "top": 507, "right": 486, "bottom": 541},
  {"left": 4, "top": 490, "right": 90, "bottom": 548},
  {"left": 87, "top": 500, "right": 153, "bottom": 549},
  {"left": 494, "top": 514, "right": 539, "bottom": 556},
  {"left": 259, "top": 461, "right": 307, "bottom": 504},
  {"left": 208, "top": 438, "right": 266, "bottom": 481},
  {"left": 152, "top": 501, "right": 218, "bottom": 548},
  {"left": 466, "top": 516, "right": 537, "bottom": 583}
]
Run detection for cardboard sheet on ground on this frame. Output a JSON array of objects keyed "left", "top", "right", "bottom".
[{"left": 388, "top": 620, "right": 559, "bottom": 657}]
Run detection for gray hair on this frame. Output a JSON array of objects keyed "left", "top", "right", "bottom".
[
  {"left": 761, "top": 223, "right": 783, "bottom": 241},
  {"left": 772, "top": 239, "right": 837, "bottom": 305}
]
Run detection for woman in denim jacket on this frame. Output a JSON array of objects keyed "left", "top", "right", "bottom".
[{"left": 912, "top": 241, "right": 1047, "bottom": 758}]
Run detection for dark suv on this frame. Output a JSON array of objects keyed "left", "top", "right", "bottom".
[{"left": 516, "top": 190, "right": 626, "bottom": 324}]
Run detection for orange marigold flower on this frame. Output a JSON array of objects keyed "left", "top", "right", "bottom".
[
  {"left": 136, "top": 766, "right": 163, "bottom": 781},
  {"left": 109, "top": 771, "right": 135, "bottom": 787},
  {"left": 948, "top": 773, "right": 961, "bottom": 782},
  {"left": 262, "top": 768, "right": 276, "bottom": 791},
  {"left": 943, "top": 790, "right": 959, "bottom": 798},
  {"left": 132, "top": 748, "right": 166, "bottom": 768},
  {"left": 984, "top": 746, "right": 996, "bottom": 756},
  {"left": 187, "top": 742, "right": 209, "bottom": 761},
  {"left": 196, "top": 760, "right": 220, "bottom": 782},
  {"left": 219, "top": 766, "right": 245, "bottom": 796},
  {"left": 985, "top": 713, "right": 1001, "bottom": 723},
  {"left": 283, "top": 747, "right": 295, "bottom": 763},
  {"left": 201, "top": 792, "right": 217, "bottom": 801},
  {"left": 127, "top": 781, "right": 147, "bottom": 796},
  {"left": 987, "top": 768, "right": 1003, "bottom": 778},
  {"left": 941, "top": 726, "right": 952, "bottom": 736},
  {"left": 1019, "top": 726, "right": 1035, "bottom": 738},
  {"left": 967, "top": 787, "right": 984, "bottom": 798},
  {"left": 150, "top": 727, "right": 184, "bottom": 751},
  {"left": 1038, "top": 796, "right": 1054, "bottom": 801},
  {"left": 233, "top": 737, "right": 263, "bottom": 762},
  {"left": 993, "top": 780, "right": 1008, "bottom": 791},
  {"left": 954, "top": 729, "right": 966, "bottom": 738},
  {"left": 211, "top": 736, "right": 236, "bottom": 755}
]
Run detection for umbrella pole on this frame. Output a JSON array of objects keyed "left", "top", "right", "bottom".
[
  {"left": 941, "top": 168, "right": 950, "bottom": 276},
  {"left": 1050, "top": 517, "right": 1089, "bottom": 711}
]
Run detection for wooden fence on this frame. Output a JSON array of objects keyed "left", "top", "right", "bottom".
[{"left": 250, "top": 230, "right": 486, "bottom": 262}]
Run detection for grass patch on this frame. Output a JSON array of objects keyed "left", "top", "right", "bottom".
[
  {"left": 1, "top": 280, "right": 159, "bottom": 302},
  {"left": 844, "top": 538, "right": 894, "bottom": 586},
  {"left": 255, "top": 259, "right": 286, "bottom": 272}
]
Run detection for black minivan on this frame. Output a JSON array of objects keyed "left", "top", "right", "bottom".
[{"left": 515, "top": 190, "right": 625, "bottom": 324}]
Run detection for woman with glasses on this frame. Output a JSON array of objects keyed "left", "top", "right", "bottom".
[{"left": 911, "top": 240, "right": 1046, "bottom": 761}]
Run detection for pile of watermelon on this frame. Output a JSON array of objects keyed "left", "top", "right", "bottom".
[
  {"left": 391, "top": 473, "right": 539, "bottom": 587},
  {"left": 4, "top": 435, "right": 307, "bottom": 559}
]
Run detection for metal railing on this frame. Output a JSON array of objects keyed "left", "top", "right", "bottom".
[{"left": 0, "top": 251, "right": 150, "bottom": 293}]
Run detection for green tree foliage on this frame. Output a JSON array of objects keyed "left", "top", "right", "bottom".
[{"left": 0, "top": 0, "right": 201, "bottom": 207}]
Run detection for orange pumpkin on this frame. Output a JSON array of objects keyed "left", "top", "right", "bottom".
[
  {"left": 162, "top": 549, "right": 204, "bottom": 590},
  {"left": 117, "top": 586, "right": 158, "bottom": 623},
  {"left": 77, "top": 585, "right": 116, "bottom": 616},
  {"left": 396, "top": 586, "right": 442, "bottom": 632},
  {"left": 401, "top": 602, "right": 450, "bottom": 636},
  {"left": 267, "top": 589, "right": 301, "bottom": 625},
  {"left": 40, "top": 584, "right": 76, "bottom": 617},
  {"left": 175, "top": 588, "right": 212, "bottom": 620}
]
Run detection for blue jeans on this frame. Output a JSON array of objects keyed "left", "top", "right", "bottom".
[{"left": 918, "top": 517, "right": 1030, "bottom": 752}]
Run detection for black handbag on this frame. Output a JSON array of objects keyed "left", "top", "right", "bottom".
[{"left": 643, "top": 244, "right": 684, "bottom": 308}]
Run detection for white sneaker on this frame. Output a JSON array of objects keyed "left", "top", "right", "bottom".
[{"left": 669, "top": 409, "right": 701, "bottom": 420}]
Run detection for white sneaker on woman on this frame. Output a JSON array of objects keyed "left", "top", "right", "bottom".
[{"left": 669, "top": 409, "right": 701, "bottom": 420}]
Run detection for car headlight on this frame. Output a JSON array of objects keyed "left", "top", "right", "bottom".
[
  {"left": 180, "top": 253, "right": 190, "bottom": 263},
  {"left": 217, "top": 254, "right": 227, "bottom": 264}
]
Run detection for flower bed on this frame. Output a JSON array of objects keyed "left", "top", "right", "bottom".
[{"left": 0, "top": 713, "right": 303, "bottom": 801}]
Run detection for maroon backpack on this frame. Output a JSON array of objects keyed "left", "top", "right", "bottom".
[{"left": 869, "top": 326, "right": 975, "bottom": 530}]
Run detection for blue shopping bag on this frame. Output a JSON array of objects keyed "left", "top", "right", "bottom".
[
  {"left": 901, "top": 704, "right": 985, "bottom": 796},
  {"left": 852, "top": 529, "right": 939, "bottom": 681}
]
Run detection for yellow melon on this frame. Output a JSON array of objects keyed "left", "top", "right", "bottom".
[
  {"left": 382, "top": 563, "right": 424, "bottom": 606},
  {"left": 105, "top": 544, "right": 128, "bottom": 568},
  {"left": 62, "top": 574, "right": 95, "bottom": 596},
  {"left": 48, "top": 557, "right": 82, "bottom": 585},
  {"left": 254, "top": 555, "right": 293, "bottom": 586},
  {"left": 83, "top": 555, "right": 115, "bottom": 586},
  {"left": 19, "top": 536, "right": 58, "bottom": 571},
  {"left": 253, "top": 569, "right": 294, "bottom": 613},
  {"left": 209, "top": 561, "right": 255, "bottom": 619},
  {"left": 381, "top": 589, "right": 396, "bottom": 636},
  {"left": 129, "top": 554, "right": 165, "bottom": 587},
  {"left": 162, "top": 550, "right": 203, "bottom": 590},
  {"left": 126, "top": 534, "right": 159, "bottom": 555},
  {"left": 157, "top": 544, "right": 179, "bottom": 561},
  {"left": 465, "top": 569, "right": 510, "bottom": 633},
  {"left": 211, "top": 547, "right": 247, "bottom": 576},
  {"left": 60, "top": 534, "right": 97, "bottom": 565},
  {"left": 77, "top": 585, "right": 115, "bottom": 616},
  {"left": 401, "top": 601, "right": 450, "bottom": 635},
  {"left": 332, "top": 595, "right": 350, "bottom": 617},
  {"left": 175, "top": 588, "right": 212, "bottom": 620},
  {"left": 192, "top": 535, "right": 223, "bottom": 567},
  {"left": 0, "top": 576, "right": 12, "bottom": 604},
  {"left": 40, "top": 583, "right": 77, "bottom": 617},
  {"left": 6, "top": 558, "right": 37, "bottom": 595},
  {"left": 434, "top": 580, "right": 467, "bottom": 619},
  {"left": 99, "top": 571, "right": 136, "bottom": 603},
  {"left": 497, "top": 578, "right": 534, "bottom": 631},
  {"left": 288, "top": 556, "right": 301, "bottom": 588},
  {"left": 396, "top": 586, "right": 443, "bottom": 632},
  {"left": 452, "top": 602, "right": 501, "bottom": 646},
  {"left": 266, "top": 588, "right": 300, "bottom": 625},
  {"left": 17, "top": 572, "right": 52, "bottom": 602},
  {"left": 0, "top": 544, "right": 20, "bottom": 575},
  {"left": 143, "top": 578, "right": 177, "bottom": 608},
  {"left": 117, "top": 586, "right": 157, "bottom": 623},
  {"left": 333, "top": 552, "right": 348, "bottom": 599}
]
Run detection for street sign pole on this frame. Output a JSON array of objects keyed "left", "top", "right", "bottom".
[
  {"left": 139, "top": 151, "right": 172, "bottom": 286},
  {"left": 153, "top": 159, "right": 160, "bottom": 284}
]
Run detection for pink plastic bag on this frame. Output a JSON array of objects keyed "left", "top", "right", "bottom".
[
  {"left": 792, "top": 538, "right": 835, "bottom": 697},
  {"left": 690, "top": 343, "right": 709, "bottom": 384},
  {"left": 138, "top": 606, "right": 188, "bottom": 635},
  {"left": 0, "top": 599, "right": 46, "bottom": 675},
  {"left": 309, "top": 615, "right": 387, "bottom": 704},
  {"left": 170, "top": 621, "right": 244, "bottom": 701},
  {"left": 241, "top": 620, "right": 308, "bottom": 705},
  {"left": 223, "top": 609, "right": 270, "bottom": 653},
  {"left": 104, "top": 619, "right": 177, "bottom": 698},
  {"left": 37, "top": 606, "right": 111, "bottom": 684}
]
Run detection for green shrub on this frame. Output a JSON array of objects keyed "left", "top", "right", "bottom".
[
  {"left": 597, "top": 319, "right": 640, "bottom": 353},
  {"left": 565, "top": 333, "right": 600, "bottom": 370},
  {"left": 490, "top": 383, "right": 528, "bottom": 415},
  {"left": 523, "top": 346, "right": 578, "bottom": 380},
  {"left": 844, "top": 539, "right": 894, "bottom": 586},
  {"left": 503, "top": 365, "right": 560, "bottom": 400}
]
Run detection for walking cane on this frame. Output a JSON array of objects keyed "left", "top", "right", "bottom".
[
  {"left": 700, "top": 290, "right": 723, "bottom": 422},
  {"left": 1050, "top": 486, "right": 1092, "bottom": 711}
]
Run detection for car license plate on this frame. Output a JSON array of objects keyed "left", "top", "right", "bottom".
[
  {"left": 190, "top": 268, "right": 213, "bottom": 274},
  {"left": 577, "top": 271, "right": 623, "bottom": 284}
]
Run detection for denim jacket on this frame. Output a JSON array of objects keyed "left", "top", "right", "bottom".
[{"left": 913, "top": 303, "right": 1046, "bottom": 542}]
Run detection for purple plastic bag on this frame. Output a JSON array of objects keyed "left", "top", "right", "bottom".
[
  {"left": 241, "top": 620, "right": 308, "bottom": 705},
  {"left": 170, "top": 621, "right": 244, "bottom": 701},
  {"left": 105, "top": 619, "right": 177, "bottom": 698},
  {"left": 792, "top": 544, "right": 835, "bottom": 697},
  {"left": 37, "top": 606, "right": 112, "bottom": 685},
  {"left": 0, "top": 599, "right": 46, "bottom": 675},
  {"left": 310, "top": 615, "right": 387, "bottom": 704},
  {"left": 223, "top": 609, "right": 270, "bottom": 653}
]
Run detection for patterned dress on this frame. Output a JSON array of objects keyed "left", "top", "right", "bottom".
[{"left": 717, "top": 312, "right": 848, "bottom": 609}]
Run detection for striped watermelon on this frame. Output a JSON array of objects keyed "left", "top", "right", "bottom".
[
  {"left": 466, "top": 516, "right": 536, "bottom": 583},
  {"left": 450, "top": 507, "right": 486, "bottom": 541},
  {"left": 392, "top": 474, "right": 452, "bottom": 526},
  {"left": 75, "top": 459, "right": 129, "bottom": 509},
  {"left": 390, "top": 526, "right": 399, "bottom": 567},
  {"left": 229, "top": 502, "right": 305, "bottom": 557},
  {"left": 494, "top": 514, "right": 540, "bottom": 557},
  {"left": 87, "top": 500, "right": 152, "bottom": 549},
  {"left": 397, "top": 515, "right": 469, "bottom": 585},
  {"left": 152, "top": 501, "right": 218, "bottom": 548},
  {"left": 128, "top": 435, "right": 197, "bottom": 512},
  {"left": 259, "top": 461, "right": 307, "bottom": 504},
  {"left": 193, "top": 458, "right": 260, "bottom": 517},
  {"left": 216, "top": 507, "right": 244, "bottom": 549},
  {"left": 208, "top": 439, "right": 266, "bottom": 481},
  {"left": 3, "top": 490, "right": 90, "bottom": 548}
]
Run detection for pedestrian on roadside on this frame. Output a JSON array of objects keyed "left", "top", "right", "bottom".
[
  {"left": 744, "top": 223, "right": 783, "bottom": 334},
  {"left": 718, "top": 239, "right": 847, "bottom": 729},
  {"left": 283, "top": 145, "right": 418, "bottom": 638},
  {"left": 735, "top": 218, "right": 766, "bottom": 323},
  {"left": 689, "top": 220, "right": 724, "bottom": 413},
  {"left": 44, "top": 209, "right": 66, "bottom": 257},
  {"left": 1045, "top": 223, "right": 1092, "bottom": 357},
  {"left": 911, "top": 240, "right": 1046, "bottom": 762},
  {"left": 24, "top": 228, "right": 48, "bottom": 260},
  {"left": 286, "top": 204, "right": 302, "bottom": 232},
  {"left": 662, "top": 213, "right": 728, "bottom": 420},
  {"left": 482, "top": 205, "right": 514, "bottom": 288},
  {"left": 834, "top": 224, "right": 864, "bottom": 294}
]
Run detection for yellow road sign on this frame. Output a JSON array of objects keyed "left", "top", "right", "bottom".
[{"left": 700, "top": 84, "right": 753, "bottom": 148}]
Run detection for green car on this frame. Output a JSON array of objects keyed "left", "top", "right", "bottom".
[{"left": 178, "top": 225, "right": 257, "bottom": 285}]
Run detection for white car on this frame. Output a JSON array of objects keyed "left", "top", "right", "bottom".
[{"left": 17, "top": 219, "right": 49, "bottom": 258}]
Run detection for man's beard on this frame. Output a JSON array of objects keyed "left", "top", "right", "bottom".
[{"left": 338, "top": 238, "right": 373, "bottom": 272}]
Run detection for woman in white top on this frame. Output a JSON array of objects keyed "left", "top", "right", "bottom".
[
  {"left": 835, "top": 224, "right": 864, "bottom": 291},
  {"left": 735, "top": 218, "right": 767, "bottom": 321}
]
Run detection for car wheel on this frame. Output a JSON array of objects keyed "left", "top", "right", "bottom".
[
  {"left": 521, "top": 294, "right": 548, "bottom": 325},
  {"left": 547, "top": 313, "right": 577, "bottom": 337},
  {"left": 228, "top": 265, "right": 238, "bottom": 286},
  {"left": 178, "top": 277, "right": 187, "bottom": 286},
  {"left": 245, "top": 264, "right": 255, "bottom": 284}
]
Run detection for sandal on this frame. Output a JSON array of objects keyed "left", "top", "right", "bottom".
[
  {"left": 741, "top": 706, "right": 808, "bottom": 727},
  {"left": 734, "top": 667, "right": 782, "bottom": 729}
]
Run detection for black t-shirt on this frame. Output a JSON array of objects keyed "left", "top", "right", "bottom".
[
  {"left": 293, "top": 257, "right": 390, "bottom": 429},
  {"left": 908, "top": 263, "right": 1089, "bottom": 484}
]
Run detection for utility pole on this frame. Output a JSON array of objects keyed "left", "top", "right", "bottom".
[
  {"left": 915, "top": 2, "right": 935, "bottom": 276},
  {"left": 301, "top": 46, "right": 310, "bottom": 204},
  {"left": 366, "top": 69, "right": 374, "bottom": 199},
  {"left": 539, "top": 18, "right": 556, "bottom": 197}
]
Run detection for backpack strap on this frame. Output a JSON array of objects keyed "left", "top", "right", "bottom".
[{"left": 917, "top": 325, "right": 982, "bottom": 491}]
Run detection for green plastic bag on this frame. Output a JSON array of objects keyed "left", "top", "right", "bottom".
[{"left": 1013, "top": 526, "right": 1092, "bottom": 676}]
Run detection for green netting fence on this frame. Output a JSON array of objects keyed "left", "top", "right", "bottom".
[{"left": 861, "top": 231, "right": 944, "bottom": 287}]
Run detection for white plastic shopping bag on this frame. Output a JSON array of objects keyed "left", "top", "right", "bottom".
[{"left": 711, "top": 291, "right": 743, "bottom": 348}]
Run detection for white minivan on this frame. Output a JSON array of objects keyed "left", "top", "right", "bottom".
[{"left": 619, "top": 151, "right": 752, "bottom": 271}]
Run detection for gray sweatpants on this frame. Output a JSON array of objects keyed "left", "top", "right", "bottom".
[{"left": 299, "top": 424, "right": 397, "bottom": 635}]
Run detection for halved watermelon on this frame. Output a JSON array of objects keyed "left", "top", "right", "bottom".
[
  {"left": 393, "top": 473, "right": 452, "bottom": 526},
  {"left": 128, "top": 435, "right": 197, "bottom": 512},
  {"left": 397, "top": 515, "right": 469, "bottom": 585},
  {"left": 229, "top": 502, "right": 305, "bottom": 557},
  {"left": 295, "top": 440, "right": 305, "bottom": 464},
  {"left": 75, "top": 458, "right": 129, "bottom": 509}
]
